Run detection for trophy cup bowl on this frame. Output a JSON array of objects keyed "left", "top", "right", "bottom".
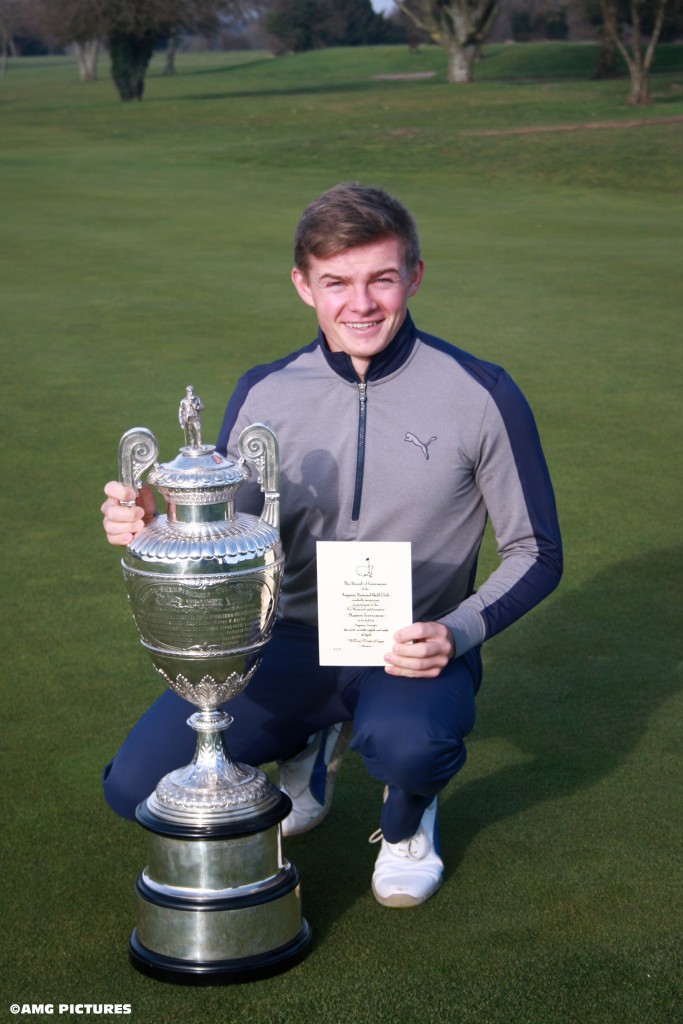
[{"left": 116, "top": 389, "right": 311, "bottom": 983}]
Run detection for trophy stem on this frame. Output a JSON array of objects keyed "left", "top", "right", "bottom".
[
  {"left": 146, "top": 708, "right": 281, "bottom": 826},
  {"left": 184, "top": 710, "right": 253, "bottom": 789}
]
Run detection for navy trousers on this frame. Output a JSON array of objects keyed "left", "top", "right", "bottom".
[{"left": 102, "top": 620, "right": 482, "bottom": 843}]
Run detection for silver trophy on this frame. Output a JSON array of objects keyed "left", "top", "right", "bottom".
[{"left": 116, "top": 388, "right": 310, "bottom": 982}]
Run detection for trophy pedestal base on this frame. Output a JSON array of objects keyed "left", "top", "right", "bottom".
[
  {"left": 129, "top": 922, "right": 312, "bottom": 985},
  {"left": 130, "top": 791, "right": 311, "bottom": 984}
]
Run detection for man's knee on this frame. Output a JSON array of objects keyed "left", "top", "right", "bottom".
[
  {"left": 101, "top": 758, "right": 140, "bottom": 821},
  {"left": 352, "top": 723, "right": 467, "bottom": 793}
]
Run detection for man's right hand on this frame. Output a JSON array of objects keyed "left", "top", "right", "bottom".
[{"left": 101, "top": 482, "right": 156, "bottom": 546}]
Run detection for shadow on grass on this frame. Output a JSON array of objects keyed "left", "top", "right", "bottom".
[
  {"left": 154, "top": 81, "right": 392, "bottom": 103},
  {"left": 441, "top": 544, "right": 682, "bottom": 873},
  {"left": 154, "top": 57, "right": 278, "bottom": 79},
  {"left": 288, "top": 546, "right": 681, "bottom": 939},
  {"left": 649, "top": 86, "right": 683, "bottom": 105}
]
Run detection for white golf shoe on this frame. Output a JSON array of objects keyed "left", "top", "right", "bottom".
[
  {"left": 369, "top": 797, "right": 443, "bottom": 908},
  {"left": 278, "top": 722, "right": 352, "bottom": 837}
]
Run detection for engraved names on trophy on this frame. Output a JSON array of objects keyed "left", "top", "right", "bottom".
[{"left": 124, "top": 573, "right": 273, "bottom": 652}]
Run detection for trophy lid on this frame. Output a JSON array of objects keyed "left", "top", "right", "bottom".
[
  {"left": 146, "top": 386, "right": 248, "bottom": 503},
  {"left": 148, "top": 447, "right": 247, "bottom": 493}
]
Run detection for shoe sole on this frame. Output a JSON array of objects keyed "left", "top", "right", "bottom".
[{"left": 371, "top": 881, "right": 442, "bottom": 908}]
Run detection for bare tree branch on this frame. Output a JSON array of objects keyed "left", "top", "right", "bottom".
[
  {"left": 396, "top": 0, "right": 500, "bottom": 83},
  {"left": 601, "top": 0, "right": 671, "bottom": 105}
]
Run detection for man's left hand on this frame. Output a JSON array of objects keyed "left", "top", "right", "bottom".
[{"left": 384, "top": 622, "right": 456, "bottom": 679}]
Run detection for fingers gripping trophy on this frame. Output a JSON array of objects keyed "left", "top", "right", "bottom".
[{"left": 116, "top": 388, "right": 311, "bottom": 983}]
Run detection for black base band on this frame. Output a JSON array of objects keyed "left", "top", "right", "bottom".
[
  {"left": 128, "top": 920, "right": 312, "bottom": 985},
  {"left": 135, "top": 790, "right": 292, "bottom": 840}
]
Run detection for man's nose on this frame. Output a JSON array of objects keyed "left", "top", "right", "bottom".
[{"left": 350, "top": 284, "right": 376, "bottom": 312}]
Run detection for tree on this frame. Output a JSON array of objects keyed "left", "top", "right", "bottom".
[
  {"left": 338, "top": 0, "right": 389, "bottom": 45},
  {"left": 104, "top": 1, "right": 241, "bottom": 100},
  {"left": 0, "top": 0, "right": 46, "bottom": 72},
  {"left": 396, "top": 0, "right": 500, "bottom": 83},
  {"left": 0, "top": 0, "right": 21, "bottom": 73},
  {"left": 0, "top": 0, "right": 103, "bottom": 78},
  {"left": 507, "top": 0, "right": 570, "bottom": 40},
  {"left": 265, "top": 0, "right": 329, "bottom": 51},
  {"left": 74, "top": 38, "right": 100, "bottom": 80},
  {"left": 600, "top": 0, "right": 672, "bottom": 105},
  {"left": 107, "top": 23, "right": 156, "bottom": 98},
  {"left": 37, "top": 0, "right": 260, "bottom": 99},
  {"left": 264, "top": 0, "right": 391, "bottom": 53},
  {"left": 163, "top": 33, "right": 179, "bottom": 75},
  {"left": 592, "top": 0, "right": 620, "bottom": 78},
  {"left": 35, "top": 0, "right": 108, "bottom": 79}
]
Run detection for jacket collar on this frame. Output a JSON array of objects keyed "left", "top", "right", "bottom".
[{"left": 318, "top": 311, "right": 417, "bottom": 383}]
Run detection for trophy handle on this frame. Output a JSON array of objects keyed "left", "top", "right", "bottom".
[
  {"left": 118, "top": 428, "right": 160, "bottom": 495},
  {"left": 238, "top": 424, "right": 280, "bottom": 532}
]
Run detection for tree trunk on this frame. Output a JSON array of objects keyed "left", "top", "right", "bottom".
[
  {"left": 447, "top": 40, "right": 476, "bottom": 83},
  {"left": 108, "top": 31, "right": 156, "bottom": 102},
  {"left": 627, "top": 62, "right": 651, "bottom": 106},
  {"left": 603, "top": 0, "right": 669, "bottom": 107},
  {"left": 594, "top": 0, "right": 619, "bottom": 79},
  {"left": 398, "top": 1, "right": 497, "bottom": 84},
  {"left": 0, "top": 28, "right": 14, "bottom": 75},
  {"left": 164, "top": 35, "right": 179, "bottom": 76},
  {"left": 76, "top": 39, "right": 100, "bottom": 82}
]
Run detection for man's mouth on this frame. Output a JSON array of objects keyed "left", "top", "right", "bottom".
[{"left": 344, "top": 321, "right": 383, "bottom": 331}]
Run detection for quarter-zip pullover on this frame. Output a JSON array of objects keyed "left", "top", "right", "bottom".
[{"left": 216, "top": 313, "right": 562, "bottom": 657}]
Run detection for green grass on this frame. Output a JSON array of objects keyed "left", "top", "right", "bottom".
[{"left": 1, "top": 44, "right": 682, "bottom": 1024}]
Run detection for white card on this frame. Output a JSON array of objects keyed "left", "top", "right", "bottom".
[{"left": 316, "top": 541, "right": 412, "bottom": 666}]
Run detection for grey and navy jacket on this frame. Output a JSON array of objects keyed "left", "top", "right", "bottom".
[{"left": 216, "top": 312, "right": 562, "bottom": 657}]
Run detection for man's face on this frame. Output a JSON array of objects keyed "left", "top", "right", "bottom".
[{"left": 291, "top": 237, "right": 424, "bottom": 379}]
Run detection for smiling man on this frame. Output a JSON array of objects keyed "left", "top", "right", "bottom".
[
  {"left": 101, "top": 183, "right": 562, "bottom": 909},
  {"left": 291, "top": 238, "right": 423, "bottom": 378}
]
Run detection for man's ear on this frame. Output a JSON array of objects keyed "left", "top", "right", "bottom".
[
  {"left": 406, "top": 259, "right": 425, "bottom": 299},
  {"left": 291, "top": 266, "right": 316, "bottom": 308}
]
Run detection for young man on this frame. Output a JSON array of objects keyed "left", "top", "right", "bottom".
[{"left": 101, "top": 183, "right": 562, "bottom": 908}]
